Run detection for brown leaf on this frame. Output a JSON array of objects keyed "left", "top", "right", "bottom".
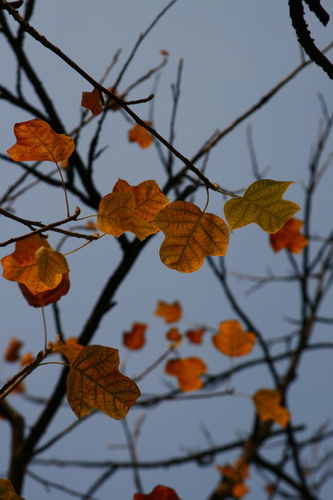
[
  {"left": 66, "top": 345, "right": 141, "bottom": 419},
  {"left": 123, "top": 323, "right": 147, "bottom": 350}
]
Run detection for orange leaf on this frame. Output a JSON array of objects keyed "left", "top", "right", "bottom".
[
  {"left": 270, "top": 217, "right": 308, "bottom": 253},
  {"left": 7, "top": 118, "right": 75, "bottom": 163},
  {"left": 1, "top": 234, "right": 69, "bottom": 294},
  {"left": 133, "top": 485, "right": 181, "bottom": 500},
  {"left": 97, "top": 180, "right": 168, "bottom": 241},
  {"left": 253, "top": 389, "right": 290, "bottom": 427},
  {"left": 52, "top": 337, "right": 84, "bottom": 364},
  {"left": 66, "top": 345, "right": 141, "bottom": 419},
  {"left": 212, "top": 320, "right": 255, "bottom": 357},
  {"left": 128, "top": 122, "right": 153, "bottom": 149},
  {"left": 165, "top": 357, "right": 207, "bottom": 391},
  {"left": 216, "top": 460, "right": 250, "bottom": 499},
  {"left": 123, "top": 322, "right": 147, "bottom": 350},
  {"left": 18, "top": 272, "right": 70, "bottom": 307},
  {"left": 155, "top": 300, "right": 182, "bottom": 323},
  {"left": 166, "top": 327, "right": 182, "bottom": 342},
  {"left": 4, "top": 337, "right": 23, "bottom": 362},
  {"left": 185, "top": 328, "right": 205, "bottom": 344},
  {"left": 153, "top": 201, "right": 229, "bottom": 272},
  {"left": 81, "top": 88, "right": 103, "bottom": 116},
  {"left": 20, "top": 352, "right": 34, "bottom": 366}
]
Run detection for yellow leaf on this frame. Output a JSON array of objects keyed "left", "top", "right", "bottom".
[
  {"left": 212, "top": 320, "right": 256, "bottom": 357},
  {"left": 252, "top": 388, "right": 290, "bottom": 427},
  {"left": 66, "top": 345, "right": 141, "bottom": 419},
  {"left": 52, "top": 337, "right": 84, "bottom": 364},
  {"left": 153, "top": 201, "right": 229, "bottom": 272},
  {"left": 0, "top": 479, "right": 25, "bottom": 500},
  {"left": 35, "top": 246, "right": 69, "bottom": 289},
  {"left": 224, "top": 180, "right": 300, "bottom": 233},
  {"left": 165, "top": 357, "right": 207, "bottom": 391},
  {"left": 97, "top": 180, "right": 169, "bottom": 241},
  {"left": 7, "top": 118, "right": 75, "bottom": 163},
  {"left": 155, "top": 300, "right": 182, "bottom": 323}
]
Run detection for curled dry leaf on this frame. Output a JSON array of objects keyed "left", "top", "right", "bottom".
[
  {"left": 7, "top": 118, "right": 75, "bottom": 163},
  {"left": 155, "top": 300, "right": 182, "bottom": 323},
  {"left": 165, "top": 357, "right": 207, "bottom": 392},
  {"left": 212, "top": 320, "right": 256, "bottom": 357},
  {"left": 270, "top": 217, "right": 308, "bottom": 253},
  {"left": 224, "top": 180, "right": 300, "bottom": 233},
  {"left": 66, "top": 345, "right": 141, "bottom": 420},
  {"left": 153, "top": 201, "right": 229, "bottom": 272},
  {"left": 1, "top": 235, "right": 70, "bottom": 307}
]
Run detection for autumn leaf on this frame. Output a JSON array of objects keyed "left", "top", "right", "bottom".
[
  {"left": 0, "top": 478, "right": 26, "bottom": 500},
  {"left": 128, "top": 122, "right": 153, "bottom": 149},
  {"left": 81, "top": 88, "right": 103, "bottom": 116},
  {"left": 123, "top": 322, "right": 147, "bottom": 350},
  {"left": 4, "top": 337, "right": 23, "bottom": 362},
  {"left": 1, "top": 235, "right": 69, "bottom": 294},
  {"left": 133, "top": 485, "right": 181, "bottom": 500},
  {"left": 66, "top": 345, "right": 141, "bottom": 419},
  {"left": 97, "top": 179, "right": 169, "bottom": 241},
  {"left": 216, "top": 460, "right": 250, "bottom": 499},
  {"left": 185, "top": 328, "right": 205, "bottom": 344},
  {"left": 18, "top": 273, "right": 70, "bottom": 307},
  {"left": 212, "top": 320, "right": 256, "bottom": 357},
  {"left": 165, "top": 357, "right": 207, "bottom": 391},
  {"left": 52, "top": 337, "right": 84, "bottom": 364},
  {"left": 270, "top": 217, "right": 308, "bottom": 253},
  {"left": 252, "top": 389, "right": 290, "bottom": 427},
  {"left": 166, "top": 327, "right": 182, "bottom": 342},
  {"left": 7, "top": 118, "right": 75, "bottom": 163},
  {"left": 155, "top": 300, "right": 182, "bottom": 323},
  {"left": 20, "top": 352, "right": 34, "bottom": 366},
  {"left": 153, "top": 201, "right": 229, "bottom": 272},
  {"left": 224, "top": 180, "right": 300, "bottom": 233}
]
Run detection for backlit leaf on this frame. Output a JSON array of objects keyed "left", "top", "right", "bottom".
[
  {"left": 253, "top": 388, "right": 290, "bottom": 427},
  {"left": 81, "top": 88, "right": 103, "bottom": 116},
  {"left": 4, "top": 337, "right": 23, "bottom": 362},
  {"left": 1, "top": 235, "right": 69, "bottom": 295},
  {"left": 123, "top": 322, "right": 147, "bottom": 350},
  {"left": 97, "top": 180, "right": 168, "bottom": 241},
  {"left": 270, "top": 217, "right": 308, "bottom": 253},
  {"left": 66, "top": 345, "right": 141, "bottom": 419},
  {"left": 18, "top": 273, "right": 70, "bottom": 307},
  {"left": 128, "top": 122, "right": 153, "bottom": 149},
  {"left": 212, "top": 320, "right": 255, "bottom": 357},
  {"left": 216, "top": 460, "right": 250, "bottom": 499},
  {"left": 165, "top": 357, "right": 207, "bottom": 391},
  {"left": 155, "top": 300, "right": 182, "bottom": 323},
  {"left": 52, "top": 337, "right": 83, "bottom": 364},
  {"left": 7, "top": 118, "right": 75, "bottom": 163},
  {"left": 0, "top": 479, "right": 26, "bottom": 500},
  {"left": 153, "top": 201, "right": 229, "bottom": 272},
  {"left": 224, "top": 180, "right": 300, "bottom": 233},
  {"left": 133, "top": 485, "right": 181, "bottom": 500}
]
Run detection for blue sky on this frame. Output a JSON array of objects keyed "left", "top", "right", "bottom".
[{"left": 1, "top": 1, "right": 333, "bottom": 499}]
